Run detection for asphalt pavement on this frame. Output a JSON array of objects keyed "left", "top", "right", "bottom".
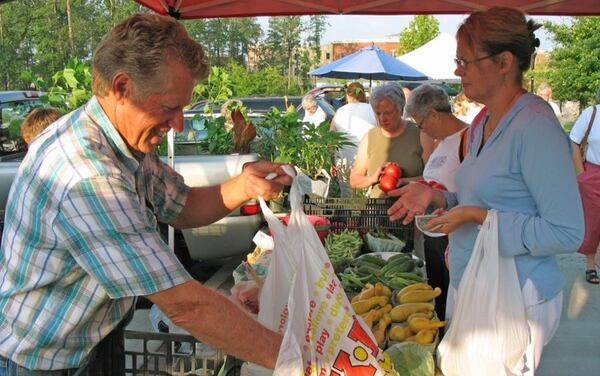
[{"left": 536, "top": 252, "right": 600, "bottom": 375}]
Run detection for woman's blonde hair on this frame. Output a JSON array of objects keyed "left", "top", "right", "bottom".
[
  {"left": 457, "top": 7, "right": 540, "bottom": 82},
  {"left": 92, "top": 13, "right": 209, "bottom": 99}
]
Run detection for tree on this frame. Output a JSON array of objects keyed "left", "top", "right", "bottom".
[
  {"left": 266, "top": 16, "right": 304, "bottom": 90},
  {"left": 184, "top": 17, "right": 262, "bottom": 66},
  {"left": 543, "top": 17, "right": 600, "bottom": 107},
  {"left": 306, "top": 16, "right": 328, "bottom": 64},
  {"left": 396, "top": 15, "right": 439, "bottom": 56},
  {"left": 0, "top": 0, "right": 140, "bottom": 90}
]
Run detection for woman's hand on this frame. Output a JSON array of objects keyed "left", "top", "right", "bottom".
[
  {"left": 387, "top": 183, "right": 434, "bottom": 224},
  {"left": 427, "top": 206, "right": 488, "bottom": 234},
  {"left": 369, "top": 166, "right": 383, "bottom": 186}
]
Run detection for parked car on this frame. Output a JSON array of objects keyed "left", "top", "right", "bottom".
[
  {"left": 306, "top": 84, "right": 347, "bottom": 110},
  {"left": 0, "top": 90, "right": 45, "bottom": 159},
  {"left": 187, "top": 95, "right": 336, "bottom": 122},
  {"left": 178, "top": 95, "right": 336, "bottom": 155}
]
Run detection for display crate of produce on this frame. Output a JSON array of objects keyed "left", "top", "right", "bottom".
[
  {"left": 303, "top": 194, "right": 414, "bottom": 251},
  {"left": 124, "top": 330, "right": 224, "bottom": 375}
]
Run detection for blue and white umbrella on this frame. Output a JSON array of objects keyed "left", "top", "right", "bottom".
[{"left": 309, "top": 45, "right": 429, "bottom": 86}]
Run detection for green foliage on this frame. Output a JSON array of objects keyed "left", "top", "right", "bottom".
[
  {"left": 396, "top": 16, "right": 440, "bottom": 56},
  {"left": 184, "top": 17, "right": 262, "bottom": 66},
  {"left": 0, "top": 0, "right": 140, "bottom": 91},
  {"left": 22, "top": 58, "right": 92, "bottom": 111},
  {"left": 253, "top": 108, "right": 353, "bottom": 179},
  {"left": 193, "top": 66, "right": 233, "bottom": 104},
  {"left": 306, "top": 16, "right": 329, "bottom": 63},
  {"left": 198, "top": 116, "right": 234, "bottom": 155},
  {"left": 223, "top": 62, "right": 302, "bottom": 97},
  {"left": 265, "top": 16, "right": 305, "bottom": 91},
  {"left": 543, "top": 17, "right": 600, "bottom": 106}
]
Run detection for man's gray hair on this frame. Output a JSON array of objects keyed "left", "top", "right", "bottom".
[
  {"left": 370, "top": 83, "right": 406, "bottom": 113},
  {"left": 405, "top": 84, "right": 452, "bottom": 119},
  {"left": 92, "top": 13, "right": 209, "bottom": 99},
  {"left": 302, "top": 94, "right": 318, "bottom": 110}
]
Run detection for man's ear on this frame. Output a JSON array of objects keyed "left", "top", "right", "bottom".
[{"left": 111, "top": 72, "right": 134, "bottom": 102}]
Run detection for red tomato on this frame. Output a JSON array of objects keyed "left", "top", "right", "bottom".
[
  {"left": 382, "top": 162, "right": 402, "bottom": 179},
  {"left": 379, "top": 174, "right": 398, "bottom": 193}
]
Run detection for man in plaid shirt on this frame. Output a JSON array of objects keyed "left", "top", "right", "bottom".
[{"left": 0, "top": 13, "right": 289, "bottom": 375}]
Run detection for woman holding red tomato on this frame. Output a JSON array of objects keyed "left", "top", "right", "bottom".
[{"left": 349, "top": 83, "right": 434, "bottom": 198}]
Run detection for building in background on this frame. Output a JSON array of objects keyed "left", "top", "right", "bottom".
[{"left": 319, "top": 37, "right": 399, "bottom": 66}]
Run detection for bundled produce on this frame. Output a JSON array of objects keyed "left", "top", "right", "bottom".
[
  {"left": 385, "top": 343, "right": 436, "bottom": 376},
  {"left": 338, "top": 252, "right": 425, "bottom": 292},
  {"left": 366, "top": 227, "right": 406, "bottom": 253},
  {"left": 324, "top": 229, "right": 363, "bottom": 272}
]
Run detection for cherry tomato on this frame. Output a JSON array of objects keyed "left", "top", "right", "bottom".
[
  {"left": 379, "top": 174, "right": 398, "bottom": 193},
  {"left": 382, "top": 162, "right": 402, "bottom": 179}
]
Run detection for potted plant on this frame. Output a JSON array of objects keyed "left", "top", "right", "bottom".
[{"left": 252, "top": 108, "right": 353, "bottom": 203}]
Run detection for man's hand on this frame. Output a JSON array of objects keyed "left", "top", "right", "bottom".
[{"left": 241, "top": 161, "right": 293, "bottom": 201}]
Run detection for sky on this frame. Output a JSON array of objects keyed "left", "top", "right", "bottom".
[{"left": 258, "top": 14, "right": 572, "bottom": 51}]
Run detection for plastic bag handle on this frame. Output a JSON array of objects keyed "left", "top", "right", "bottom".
[{"left": 258, "top": 165, "right": 301, "bottom": 235}]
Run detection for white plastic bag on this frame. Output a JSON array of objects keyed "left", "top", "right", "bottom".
[
  {"left": 296, "top": 167, "right": 331, "bottom": 197},
  {"left": 257, "top": 165, "right": 388, "bottom": 375},
  {"left": 437, "top": 210, "right": 530, "bottom": 376}
]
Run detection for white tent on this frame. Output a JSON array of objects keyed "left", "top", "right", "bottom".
[{"left": 398, "top": 33, "right": 459, "bottom": 83}]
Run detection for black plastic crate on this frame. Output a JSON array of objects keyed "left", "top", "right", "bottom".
[
  {"left": 124, "top": 330, "right": 224, "bottom": 375},
  {"left": 303, "top": 195, "right": 414, "bottom": 251}
]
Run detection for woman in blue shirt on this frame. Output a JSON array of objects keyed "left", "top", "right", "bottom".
[{"left": 389, "top": 7, "right": 584, "bottom": 375}]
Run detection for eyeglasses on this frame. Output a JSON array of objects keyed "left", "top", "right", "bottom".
[
  {"left": 454, "top": 53, "right": 498, "bottom": 69},
  {"left": 414, "top": 111, "right": 431, "bottom": 129}
]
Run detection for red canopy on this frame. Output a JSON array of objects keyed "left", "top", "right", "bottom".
[{"left": 134, "top": 0, "right": 600, "bottom": 19}]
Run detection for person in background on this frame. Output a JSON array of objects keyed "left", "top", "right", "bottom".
[
  {"left": 388, "top": 7, "right": 583, "bottom": 374},
  {"left": 330, "top": 81, "right": 377, "bottom": 161},
  {"left": 330, "top": 81, "right": 377, "bottom": 195},
  {"left": 453, "top": 91, "right": 484, "bottom": 124},
  {"left": 0, "top": 13, "right": 290, "bottom": 374},
  {"left": 537, "top": 82, "right": 561, "bottom": 118},
  {"left": 570, "top": 87, "right": 600, "bottom": 284},
  {"left": 404, "top": 83, "right": 469, "bottom": 320},
  {"left": 350, "top": 83, "right": 434, "bottom": 198},
  {"left": 301, "top": 94, "right": 327, "bottom": 126},
  {"left": 20, "top": 107, "right": 62, "bottom": 145}
]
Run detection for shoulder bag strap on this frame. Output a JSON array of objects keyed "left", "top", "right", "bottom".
[
  {"left": 580, "top": 105, "right": 597, "bottom": 162},
  {"left": 458, "top": 127, "right": 469, "bottom": 162}
]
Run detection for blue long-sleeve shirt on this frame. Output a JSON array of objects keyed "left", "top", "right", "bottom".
[{"left": 444, "top": 93, "right": 584, "bottom": 301}]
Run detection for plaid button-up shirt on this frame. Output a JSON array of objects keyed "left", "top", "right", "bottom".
[{"left": 0, "top": 96, "right": 192, "bottom": 370}]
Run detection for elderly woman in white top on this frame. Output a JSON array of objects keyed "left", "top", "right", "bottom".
[
  {"left": 301, "top": 94, "right": 327, "bottom": 126},
  {"left": 404, "top": 83, "right": 469, "bottom": 320}
]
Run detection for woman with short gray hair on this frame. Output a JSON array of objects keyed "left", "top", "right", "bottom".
[
  {"left": 301, "top": 94, "right": 327, "bottom": 126},
  {"left": 404, "top": 83, "right": 469, "bottom": 320},
  {"left": 350, "top": 83, "right": 434, "bottom": 197}
]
